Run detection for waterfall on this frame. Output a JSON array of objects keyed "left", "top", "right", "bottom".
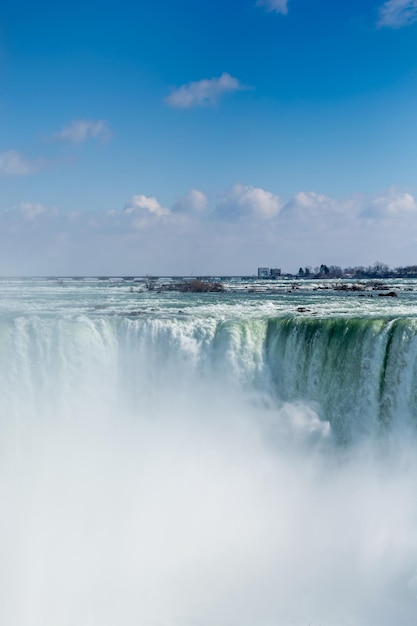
[{"left": 2, "top": 284, "right": 417, "bottom": 626}]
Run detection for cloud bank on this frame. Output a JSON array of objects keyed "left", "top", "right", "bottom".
[
  {"left": 165, "top": 73, "right": 247, "bottom": 108},
  {"left": 1, "top": 185, "right": 416, "bottom": 275}
]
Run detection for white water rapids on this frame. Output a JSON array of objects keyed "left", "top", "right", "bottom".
[{"left": 1, "top": 278, "right": 417, "bottom": 626}]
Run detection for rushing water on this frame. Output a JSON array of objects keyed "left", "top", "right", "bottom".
[{"left": 2, "top": 277, "right": 417, "bottom": 626}]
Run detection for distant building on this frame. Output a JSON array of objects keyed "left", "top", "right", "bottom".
[
  {"left": 258, "top": 267, "right": 281, "bottom": 279},
  {"left": 258, "top": 267, "right": 270, "bottom": 279},
  {"left": 270, "top": 268, "right": 281, "bottom": 278}
]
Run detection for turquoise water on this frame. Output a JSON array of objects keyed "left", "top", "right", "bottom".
[{"left": 2, "top": 278, "right": 417, "bottom": 626}]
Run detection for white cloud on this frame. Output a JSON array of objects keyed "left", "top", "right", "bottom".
[
  {"left": 124, "top": 194, "right": 170, "bottom": 230},
  {"left": 218, "top": 183, "right": 282, "bottom": 221},
  {"left": 0, "top": 150, "right": 38, "bottom": 176},
  {"left": 377, "top": 0, "right": 417, "bottom": 28},
  {"left": 124, "top": 194, "right": 169, "bottom": 217},
  {"left": 281, "top": 191, "right": 350, "bottom": 221},
  {"left": 173, "top": 189, "right": 209, "bottom": 213},
  {"left": 165, "top": 73, "right": 246, "bottom": 108},
  {"left": 363, "top": 188, "right": 417, "bottom": 218},
  {"left": 3, "top": 185, "right": 417, "bottom": 275},
  {"left": 256, "top": 0, "right": 288, "bottom": 14},
  {"left": 55, "top": 119, "right": 111, "bottom": 143},
  {"left": 17, "top": 202, "right": 58, "bottom": 220}
]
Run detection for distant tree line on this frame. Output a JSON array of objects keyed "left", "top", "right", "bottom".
[{"left": 295, "top": 261, "right": 417, "bottom": 279}]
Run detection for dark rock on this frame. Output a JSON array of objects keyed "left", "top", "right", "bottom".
[{"left": 177, "top": 279, "right": 225, "bottom": 293}]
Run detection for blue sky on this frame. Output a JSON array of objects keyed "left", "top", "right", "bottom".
[{"left": 0, "top": 0, "right": 417, "bottom": 274}]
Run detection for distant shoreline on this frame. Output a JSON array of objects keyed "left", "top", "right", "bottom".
[{"left": 2, "top": 270, "right": 417, "bottom": 281}]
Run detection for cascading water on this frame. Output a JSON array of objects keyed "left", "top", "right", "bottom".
[
  {"left": 2, "top": 278, "right": 417, "bottom": 626},
  {"left": 265, "top": 316, "right": 417, "bottom": 440}
]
